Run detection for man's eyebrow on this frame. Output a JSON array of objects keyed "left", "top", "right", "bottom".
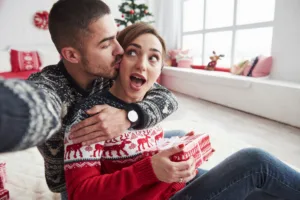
[
  {"left": 128, "top": 43, "right": 162, "bottom": 54},
  {"left": 98, "top": 36, "right": 115, "bottom": 45}
]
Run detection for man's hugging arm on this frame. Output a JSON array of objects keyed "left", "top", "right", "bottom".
[
  {"left": 132, "top": 83, "right": 178, "bottom": 129},
  {"left": 0, "top": 78, "right": 62, "bottom": 152}
]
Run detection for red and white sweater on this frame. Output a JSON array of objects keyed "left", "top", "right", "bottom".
[{"left": 64, "top": 92, "right": 184, "bottom": 200}]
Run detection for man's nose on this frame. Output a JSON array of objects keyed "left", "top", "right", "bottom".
[{"left": 113, "top": 41, "right": 124, "bottom": 56}]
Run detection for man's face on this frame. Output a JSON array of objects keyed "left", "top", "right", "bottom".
[{"left": 79, "top": 14, "right": 124, "bottom": 79}]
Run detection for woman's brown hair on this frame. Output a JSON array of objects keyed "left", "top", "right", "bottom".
[{"left": 117, "top": 22, "right": 167, "bottom": 61}]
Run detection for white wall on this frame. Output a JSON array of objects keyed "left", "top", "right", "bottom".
[
  {"left": 270, "top": 0, "right": 300, "bottom": 83},
  {"left": 0, "top": 0, "right": 154, "bottom": 50},
  {"left": 0, "top": 0, "right": 131, "bottom": 50},
  {"left": 102, "top": 0, "right": 122, "bottom": 19},
  {"left": 0, "top": 0, "right": 55, "bottom": 50}
]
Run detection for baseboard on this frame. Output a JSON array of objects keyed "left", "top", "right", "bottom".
[{"left": 161, "top": 67, "right": 300, "bottom": 128}]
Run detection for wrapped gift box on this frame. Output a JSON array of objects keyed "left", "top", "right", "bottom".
[
  {"left": 144, "top": 132, "right": 214, "bottom": 168},
  {"left": 0, "top": 162, "right": 6, "bottom": 189},
  {"left": 0, "top": 189, "right": 9, "bottom": 200}
]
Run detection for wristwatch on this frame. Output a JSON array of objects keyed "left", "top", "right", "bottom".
[{"left": 127, "top": 109, "right": 139, "bottom": 128}]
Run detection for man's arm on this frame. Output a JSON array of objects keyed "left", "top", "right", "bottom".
[
  {"left": 132, "top": 83, "right": 178, "bottom": 129},
  {"left": 70, "top": 83, "right": 178, "bottom": 145},
  {"left": 0, "top": 78, "right": 61, "bottom": 152}
]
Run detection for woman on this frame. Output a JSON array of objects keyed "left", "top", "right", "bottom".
[{"left": 64, "top": 23, "right": 300, "bottom": 200}]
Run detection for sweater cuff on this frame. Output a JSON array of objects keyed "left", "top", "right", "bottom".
[
  {"left": 0, "top": 81, "right": 30, "bottom": 152},
  {"left": 133, "top": 157, "right": 159, "bottom": 185}
]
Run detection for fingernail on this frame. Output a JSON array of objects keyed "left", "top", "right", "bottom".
[
  {"left": 178, "top": 144, "right": 185, "bottom": 149},
  {"left": 195, "top": 170, "right": 199, "bottom": 174},
  {"left": 69, "top": 135, "right": 73, "bottom": 139},
  {"left": 82, "top": 142, "right": 86, "bottom": 146},
  {"left": 186, "top": 131, "right": 195, "bottom": 136}
]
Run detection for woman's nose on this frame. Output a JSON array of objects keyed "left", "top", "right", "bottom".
[{"left": 136, "top": 56, "right": 147, "bottom": 71}]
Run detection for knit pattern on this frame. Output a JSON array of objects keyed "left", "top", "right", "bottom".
[
  {"left": 23, "top": 61, "right": 178, "bottom": 193},
  {"left": 0, "top": 78, "right": 61, "bottom": 151},
  {"left": 64, "top": 92, "right": 184, "bottom": 200}
]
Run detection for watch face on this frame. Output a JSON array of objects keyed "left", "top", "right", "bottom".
[{"left": 128, "top": 110, "right": 138, "bottom": 123}]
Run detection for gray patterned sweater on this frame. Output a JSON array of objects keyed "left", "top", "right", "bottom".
[{"left": 0, "top": 60, "right": 178, "bottom": 193}]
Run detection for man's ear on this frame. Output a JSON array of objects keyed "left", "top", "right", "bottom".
[{"left": 61, "top": 47, "right": 80, "bottom": 64}]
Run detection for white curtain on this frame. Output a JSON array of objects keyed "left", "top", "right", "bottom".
[{"left": 147, "top": 0, "right": 182, "bottom": 50}]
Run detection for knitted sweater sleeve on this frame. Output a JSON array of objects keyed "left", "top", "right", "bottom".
[
  {"left": 0, "top": 78, "right": 62, "bottom": 152},
  {"left": 133, "top": 83, "right": 178, "bottom": 129},
  {"left": 64, "top": 112, "right": 158, "bottom": 200}
]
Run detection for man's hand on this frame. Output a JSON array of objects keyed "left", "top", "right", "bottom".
[
  {"left": 69, "top": 105, "right": 131, "bottom": 145},
  {"left": 151, "top": 145, "right": 197, "bottom": 183}
]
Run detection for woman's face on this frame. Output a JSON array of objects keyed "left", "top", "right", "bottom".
[{"left": 117, "top": 33, "right": 163, "bottom": 101}]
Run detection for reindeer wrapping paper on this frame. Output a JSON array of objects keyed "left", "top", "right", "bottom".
[
  {"left": 0, "top": 162, "right": 6, "bottom": 189},
  {"left": 0, "top": 189, "right": 9, "bottom": 200},
  {"left": 0, "top": 162, "right": 9, "bottom": 200},
  {"left": 144, "top": 133, "right": 214, "bottom": 168}
]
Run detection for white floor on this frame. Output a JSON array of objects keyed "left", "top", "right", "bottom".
[{"left": 161, "top": 92, "right": 300, "bottom": 170}]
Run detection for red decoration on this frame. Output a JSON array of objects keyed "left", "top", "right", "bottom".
[
  {"left": 117, "top": 24, "right": 120, "bottom": 27},
  {"left": 206, "top": 51, "right": 224, "bottom": 71},
  {"left": 33, "top": 11, "right": 49, "bottom": 30},
  {"left": 0, "top": 189, "right": 9, "bottom": 200},
  {"left": 121, "top": 14, "right": 124, "bottom": 18},
  {"left": 130, "top": 10, "right": 135, "bottom": 14}
]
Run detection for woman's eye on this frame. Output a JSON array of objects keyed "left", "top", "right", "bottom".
[
  {"left": 126, "top": 50, "right": 137, "bottom": 56},
  {"left": 149, "top": 55, "right": 159, "bottom": 62}
]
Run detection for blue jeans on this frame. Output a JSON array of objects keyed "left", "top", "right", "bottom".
[{"left": 171, "top": 148, "right": 300, "bottom": 200}]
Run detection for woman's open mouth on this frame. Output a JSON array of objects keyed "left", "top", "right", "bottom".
[{"left": 129, "top": 73, "right": 146, "bottom": 91}]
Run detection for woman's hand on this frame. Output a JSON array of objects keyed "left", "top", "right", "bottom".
[{"left": 151, "top": 145, "right": 197, "bottom": 183}]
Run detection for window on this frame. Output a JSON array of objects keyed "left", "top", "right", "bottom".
[{"left": 182, "top": 0, "right": 275, "bottom": 68}]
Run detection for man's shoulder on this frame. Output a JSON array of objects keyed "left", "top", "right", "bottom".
[
  {"left": 28, "top": 64, "right": 62, "bottom": 82},
  {"left": 27, "top": 63, "right": 70, "bottom": 101}
]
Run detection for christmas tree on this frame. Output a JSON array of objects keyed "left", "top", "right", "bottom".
[{"left": 115, "top": 0, "right": 154, "bottom": 27}]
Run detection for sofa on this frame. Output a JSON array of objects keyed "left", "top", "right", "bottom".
[{"left": 0, "top": 44, "right": 60, "bottom": 80}]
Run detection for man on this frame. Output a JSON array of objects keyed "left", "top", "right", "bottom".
[{"left": 0, "top": 0, "right": 178, "bottom": 197}]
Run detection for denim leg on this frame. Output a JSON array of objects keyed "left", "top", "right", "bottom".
[
  {"left": 164, "top": 130, "right": 186, "bottom": 138},
  {"left": 61, "top": 191, "right": 68, "bottom": 200},
  {"left": 187, "top": 168, "right": 208, "bottom": 185},
  {"left": 171, "top": 148, "right": 300, "bottom": 200}
]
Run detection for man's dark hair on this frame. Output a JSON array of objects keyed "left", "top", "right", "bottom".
[{"left": 49, "top": 0, "right": 111, "bottom": 53}]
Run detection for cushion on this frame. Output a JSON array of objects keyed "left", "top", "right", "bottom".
[
  {"left": 243, "top": 56, "right": 273, "bottom": 77},
  {"left": 231, "top": 60, "right": 249, "bottom": 75},
  {"left": 38, "top": 50, "right": 60, "bottom": 69},
  {"left": 0, "top": 51, "right": 11, "bottom": 73},
  {"left": 10, "top": 50, "right": 41, "bottom": 72}
]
